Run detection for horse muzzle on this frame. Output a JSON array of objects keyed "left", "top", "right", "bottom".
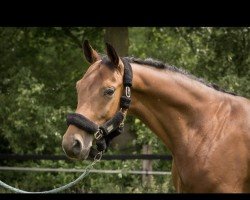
[{"left": 62, "top": 131, "right": 92, "bottom": 160}]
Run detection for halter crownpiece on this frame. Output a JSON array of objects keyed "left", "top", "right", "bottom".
[{"left": 66, "top": 58, "right": 133, "bottom": 158}]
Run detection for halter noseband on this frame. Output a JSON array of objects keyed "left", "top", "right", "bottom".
[{"left": 66, "top": 58, "right": 132, "bottom": 157}]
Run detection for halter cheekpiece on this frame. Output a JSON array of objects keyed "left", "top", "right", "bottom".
[{"left": 66, "top": 58, "right": 132, "bottom": 157}]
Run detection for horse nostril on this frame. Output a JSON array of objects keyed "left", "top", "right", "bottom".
[{"left": 72, "top": 139, "right": 82, "bottom": 156}]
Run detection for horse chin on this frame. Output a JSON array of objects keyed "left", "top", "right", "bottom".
[
  {"left": 67, "top": 148, "right": 91, "bottom": 161},
  {"left": 88, "top": 147, "right": 99, "bottom": 160},
  {"left": 79, "top": 148, "right": 91, "bottom": 160},
  {"left": 77, "top": 147, "right": 98, "bottom": 160},
  {"left": 82, "top": 154, "right": 89, "bottom": 160}
]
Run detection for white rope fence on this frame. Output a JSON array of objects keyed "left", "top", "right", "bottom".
[{"left": 0, "top": 166, "right": 171, "bottom": 175}]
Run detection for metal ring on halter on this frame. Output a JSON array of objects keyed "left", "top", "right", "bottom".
[
  {"left": 94, "top": 151, "right": 103, "bottom": 161},
  {"left": 125, "top": 86, "right": 131, "bottom": 98},
  {"left": 94, "top": 129, "right": 103, "bottom": 140}
]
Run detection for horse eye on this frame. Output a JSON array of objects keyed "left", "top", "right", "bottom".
[{"left": 104, "top": 87, "right": 115, "bottom": 97}]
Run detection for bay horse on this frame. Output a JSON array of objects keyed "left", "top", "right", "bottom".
[{"left": 62, "top": 41, "right": 250, "bottom": 193}]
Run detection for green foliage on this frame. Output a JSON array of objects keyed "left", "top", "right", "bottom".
[
  {"left": 129, "top": 27, "right": 250, "bottom": 97},
  {"left": 2, "top": 67, "right": 61, "bottom": 154},
  {"left": 0, "top": 27, "right": 250, "bottom": 193}
]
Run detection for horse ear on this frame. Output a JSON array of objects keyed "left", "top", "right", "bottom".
[
  {"left": 105, "top": 42, "right": 120, "bottom": 67},
  {"left": 83, "top": 40, "right": 101, "bottom": 64}
]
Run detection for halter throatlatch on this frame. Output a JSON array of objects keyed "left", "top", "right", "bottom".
[{"left": 66, "top": 58, "right": 132, "bottom": 157}]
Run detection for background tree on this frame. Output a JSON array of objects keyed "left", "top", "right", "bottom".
[{"left": 104, "top": 27, "right": 129, "bottom": 56}]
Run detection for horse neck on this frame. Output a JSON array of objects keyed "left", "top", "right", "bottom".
[{"left": 128, "top": 63, "right": 222, "bottom": 154}]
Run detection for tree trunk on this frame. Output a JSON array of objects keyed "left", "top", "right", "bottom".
[{"left": 104, "top": 27, "right": 129, "bottom": 56}]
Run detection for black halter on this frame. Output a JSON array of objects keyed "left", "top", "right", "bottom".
[{"left": 66, "top": 58, "right": 132, "bottom": 157}]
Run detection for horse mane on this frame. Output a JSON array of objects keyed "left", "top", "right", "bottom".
[
  {"left": 123, "top": 56, "right": 237, "bottom": 96},
  {"left": 101, "top": 55, "right": 237, "bottom": 96}
]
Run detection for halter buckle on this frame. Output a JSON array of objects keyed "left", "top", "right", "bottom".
[
  {"left": 125, "top": 86, "right": 131, "bottom": 98},
  {"left": 94, "top": 129, "right": 103, "bottom": 140}
]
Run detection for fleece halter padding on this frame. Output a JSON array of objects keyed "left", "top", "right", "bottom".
[
  {"left": 66, "top": 113, "right": 99, "bottom": 134},
  {"left": 66, "top": 58, "right": 132, "bottom": 155}
]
